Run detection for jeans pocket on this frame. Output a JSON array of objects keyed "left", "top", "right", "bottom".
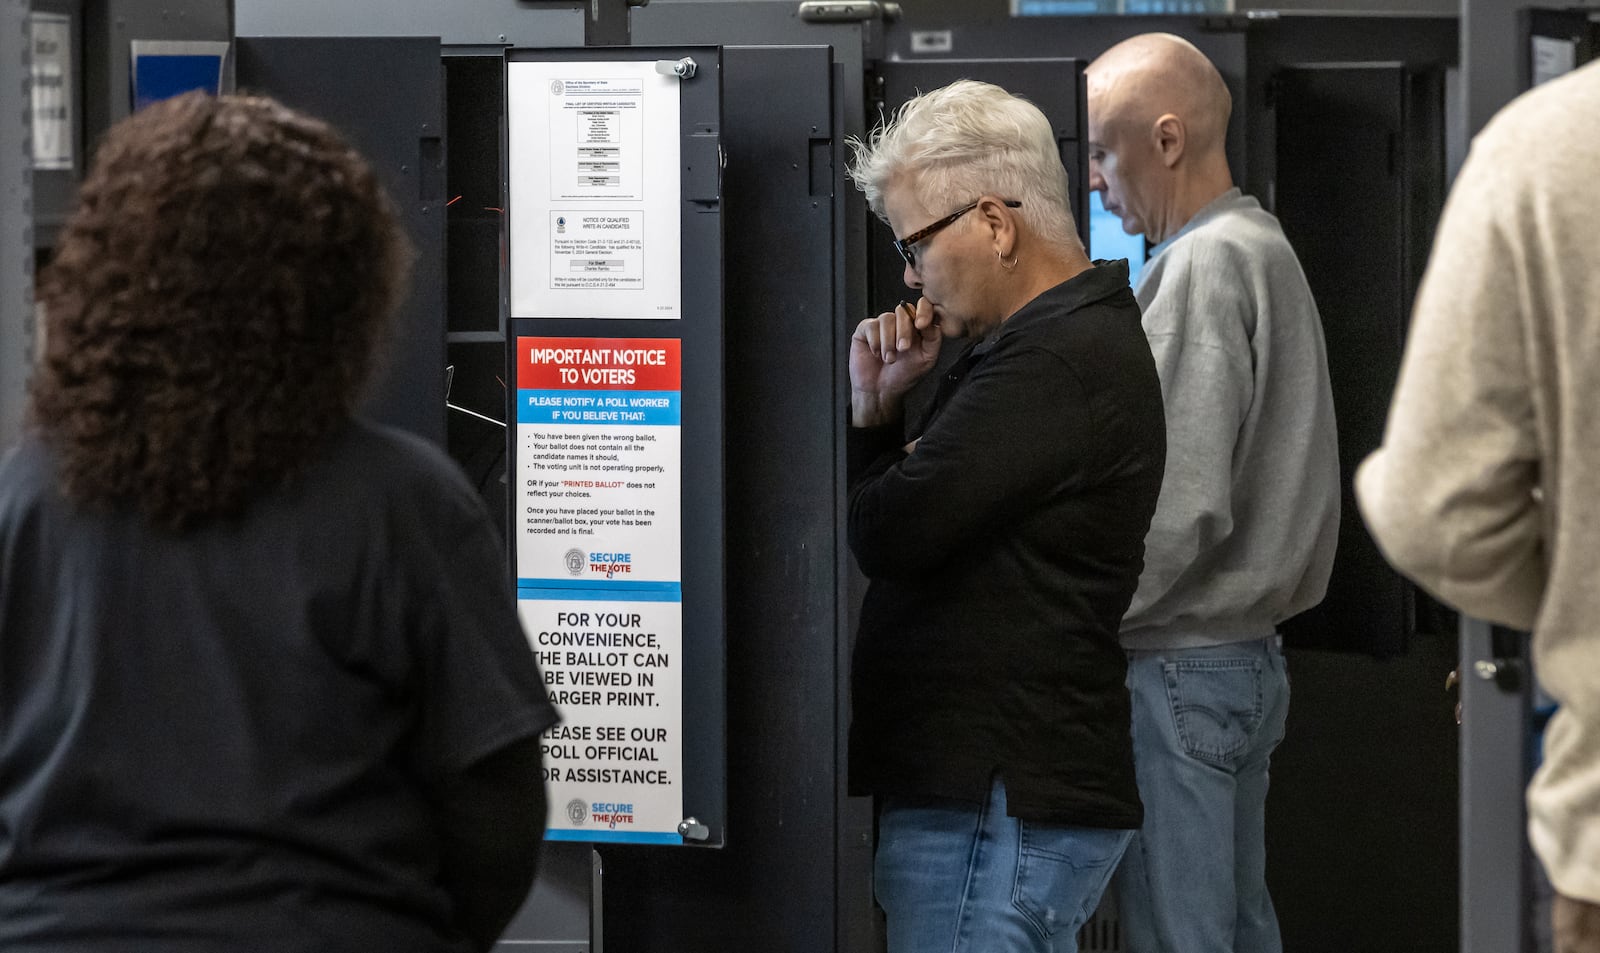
[
  {"left": 1162, "top": 657, "right": 1264, "bottom": 767},
  {"left": 1011, "top": 823, "right": 1131, "bottom": 940}
]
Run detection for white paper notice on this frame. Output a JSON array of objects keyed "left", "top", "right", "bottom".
[
  {"left": 30, "top": 13, "right": 74, "bottom": 172},
  {"left": 509, "top": 61, "right": 682, "bottom": 319},
  {"left": 522, "top": 598, "right": 683, "bottom": 845},
  {"left": 551, "top": 210, "right": 645, "bottom": 291},
  {"left": 1532, "top": 35, "right": 1578, "bottom": 87},
  {"left": 515, "top": 335, "right": 685, "bottom": 844}
]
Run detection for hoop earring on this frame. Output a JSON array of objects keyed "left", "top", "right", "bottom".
[{"left": 998, "top": 251, "right": 1019, "bottom": 271}]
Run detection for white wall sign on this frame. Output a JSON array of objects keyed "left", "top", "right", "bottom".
[
  {"left": 509, "top": 61, "right": 683, "bottom": 319},
  {"left": 1532, "top": 35, "right": 1578, "bottom": 87},
  {"left": 515, "top": 335, "right": 685, "bottom": 844},
  {"left": 30, "top": 13, "right": 74, "bottom": 172}
]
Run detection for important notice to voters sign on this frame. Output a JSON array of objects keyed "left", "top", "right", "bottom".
[{"left": 515, "top": 336, "right": 685, "bottom": 844}]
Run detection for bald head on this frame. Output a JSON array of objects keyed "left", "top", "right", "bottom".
[
  {"left": 1084, "top": 34, "right": 1235, "bottom": 243},
  {"left": 1087, "top": 33, "right": 1232, "bottom": 159}
]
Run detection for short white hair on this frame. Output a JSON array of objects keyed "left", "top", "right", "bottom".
[{"left": 847, "top": 80, "right": 1080, "bottom": 252}]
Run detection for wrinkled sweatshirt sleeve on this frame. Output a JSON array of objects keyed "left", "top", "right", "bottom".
[
  {"left": 1124, "top": 258, "right": 1254, "bottom": 622},
  {"left": 1354, "top": 130, "right": 1545, "bottom": 630}
]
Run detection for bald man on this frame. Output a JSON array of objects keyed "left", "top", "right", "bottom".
[{"left": 1085, "top": 34, "right": 1340, "bottom": 953}]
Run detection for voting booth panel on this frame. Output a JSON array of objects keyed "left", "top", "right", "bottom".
[{"left": 235, "top": 37, "right": 448, "bottom": 447}]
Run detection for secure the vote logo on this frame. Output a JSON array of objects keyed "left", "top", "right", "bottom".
[
  {"left": 590, "top": 801, "right": 636, "bottom": 829},
  {"left": 588, "top": 551, "right": 633, "bottom": 579}
]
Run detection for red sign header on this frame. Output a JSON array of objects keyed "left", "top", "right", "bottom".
[{"left": 518, "top": 336, "right": 681, "bottom": 391}]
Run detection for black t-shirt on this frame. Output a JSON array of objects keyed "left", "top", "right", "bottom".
[
  {"left": 0, "top": 420, "right": 558, "bottom": 952},
  {"left": 847, "top": 261, "right": 1166, "bottom": 827}
]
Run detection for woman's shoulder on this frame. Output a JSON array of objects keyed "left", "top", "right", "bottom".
[
  {"left": 0, "top": 435, "right": 63, "bottom": 517},
  {"left": 315, "top": 419, "right": 491, "bottom": 527}
]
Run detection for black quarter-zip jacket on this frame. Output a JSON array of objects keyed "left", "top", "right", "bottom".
[{"left": 847, "top": 260, "right": 1165, "bottom": 827}]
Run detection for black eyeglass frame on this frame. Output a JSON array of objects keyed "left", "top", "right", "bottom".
[{"left": 892, "top": 198, "right": 1023, "bottom": 269}]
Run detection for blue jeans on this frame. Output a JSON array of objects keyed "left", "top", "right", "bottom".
[
  {"left": 1113, "top": 636, "right": 1290, "bottom": 953},
  {"left": 875, "top": 777, "right": 1132, "bottom": 953}
]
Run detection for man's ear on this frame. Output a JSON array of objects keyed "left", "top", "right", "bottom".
[{"left": 1153, "top": 113, "right": 1185, "bottom": 169}]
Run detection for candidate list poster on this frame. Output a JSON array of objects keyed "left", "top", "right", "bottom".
[
  {"left": 508, "top": 60, "right": 682, "bottom": 319},
  {"left": 516, "top": 336, "right": 685, "bottom": 844}
]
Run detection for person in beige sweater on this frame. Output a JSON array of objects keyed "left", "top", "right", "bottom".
[{"left": 1356, "top": 60, "right": 1600, "bottom": 953}]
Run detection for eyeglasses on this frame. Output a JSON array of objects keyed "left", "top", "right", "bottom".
[{"left": 892, "top": 198, "right": 1023, "bottom": 269}]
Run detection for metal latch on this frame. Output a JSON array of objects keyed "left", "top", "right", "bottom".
[
  {"left": 655, "top": 57, "right": 696, "bottom": 80},
  {"left": 798, "top": 1, "right": 900, "bottom": 22}
]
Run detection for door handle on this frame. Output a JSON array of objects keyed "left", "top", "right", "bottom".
[{"left": 1473, "top": 657, "right": 1524, "bottom": 693}]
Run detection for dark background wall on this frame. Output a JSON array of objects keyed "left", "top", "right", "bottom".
[
  {"left": 1461, "top": 0, "right": 1585, "bottom": 134},
  {"left": 1, "top": 0, "right": 29, "bottom": 448}
]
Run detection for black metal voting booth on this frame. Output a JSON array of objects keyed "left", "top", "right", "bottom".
[{"left": 236, "top": 36, "right": 449, "bottom": 447}]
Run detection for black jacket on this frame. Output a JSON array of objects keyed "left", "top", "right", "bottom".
[{"left": 848, "top": 261, "right": 1165, "bottom": 827}]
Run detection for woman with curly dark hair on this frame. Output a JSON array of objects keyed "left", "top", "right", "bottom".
[
  {"left": 0, "top": 92, "right": 557, "bottom": 952},
  {"left": 31, "top": 89, "right": 406, "bottom": 528}
]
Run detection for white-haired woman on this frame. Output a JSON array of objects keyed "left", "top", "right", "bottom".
[{"left": 844, "top": 80, "right": 1166, "bottom": 953}]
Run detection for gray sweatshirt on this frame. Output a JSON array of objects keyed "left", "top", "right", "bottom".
[{"left": 1121, "top": 188, "right": 1340, "bottom": 650}]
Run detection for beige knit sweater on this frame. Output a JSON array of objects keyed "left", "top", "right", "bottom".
[{"left": 1356, "top": 60, "right": 1600, "bottom": 905}]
